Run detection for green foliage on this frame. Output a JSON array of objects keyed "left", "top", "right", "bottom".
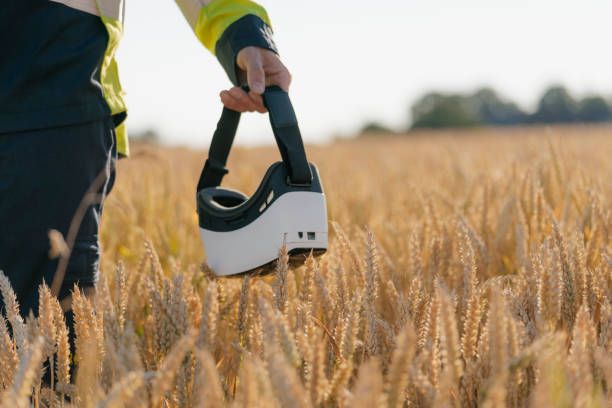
[
  {"left": 531, "top": 85, "right": 578, "bottom": 124},
  {"left": 405, "top": 85, "right": 612, "bottom": 131},
  {"left": 578, "top": 96, "right": 612, "bottom": 122},
  {"left": 470, "top": 88, "right": 527, "bottom": 125},
  {"left": 359, "top": 121, "right": 395, "bottom": 135},
  {"left": 411, "top": 93, "right": 479, "bottom": 129}
]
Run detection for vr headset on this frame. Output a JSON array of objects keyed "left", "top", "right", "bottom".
[{"left": 196, "top": 86, "right": 328, "bottom": 276}]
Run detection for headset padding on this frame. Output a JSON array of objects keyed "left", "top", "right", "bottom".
[{"left": 199, "top": 187, "right": 248, "bottom": 209}]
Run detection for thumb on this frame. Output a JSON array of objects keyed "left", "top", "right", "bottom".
[{"left": 245, "top": 52, "right": 266, "bottom": 95}]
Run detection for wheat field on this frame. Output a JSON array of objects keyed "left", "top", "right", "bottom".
[{"left": 0, "top": 125, "right": 610, "bottom": 407}]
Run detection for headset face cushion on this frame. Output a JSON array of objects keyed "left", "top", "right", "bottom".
[{"left": 202, "top": 187, "right": 248, "bottom": 209}]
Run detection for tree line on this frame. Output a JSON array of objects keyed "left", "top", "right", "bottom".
[{"left": 361, "top": 85, "right": 612, "bottom": 134}]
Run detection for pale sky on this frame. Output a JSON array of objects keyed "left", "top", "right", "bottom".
[{"left": 116, "top": 0, "right": 612, "bottom": 147}]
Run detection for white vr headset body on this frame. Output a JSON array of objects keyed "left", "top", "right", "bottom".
[{"left": 196, "top": 87, "right": 328, "bottom": 276}]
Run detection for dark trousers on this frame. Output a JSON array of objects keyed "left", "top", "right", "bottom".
[{"left": 0, "top": 118, "right": 116, "bottom": 316}]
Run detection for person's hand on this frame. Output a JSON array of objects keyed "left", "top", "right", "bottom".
[{"left": 219, "top": 46, "right": 291, "bottom": 113}]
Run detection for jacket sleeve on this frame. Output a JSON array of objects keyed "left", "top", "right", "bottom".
[{"left": 175, "top": 0, "right": 278, "bottom": 85}]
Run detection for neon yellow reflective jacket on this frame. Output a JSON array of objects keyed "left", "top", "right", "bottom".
[{"left": 49, "top": 0, "right": 274, "bottom": 156}]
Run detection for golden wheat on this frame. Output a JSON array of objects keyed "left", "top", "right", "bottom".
[{"left": 0, "top": 125, "right": 610, "bottom": 407}]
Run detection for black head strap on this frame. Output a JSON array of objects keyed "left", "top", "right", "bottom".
[{"left": 197, "top": 86, "right": 312, "bottom": 192}]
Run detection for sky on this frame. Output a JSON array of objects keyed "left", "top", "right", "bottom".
[{"left": 116, "top": 0, "right": 612, "bottom": 147}]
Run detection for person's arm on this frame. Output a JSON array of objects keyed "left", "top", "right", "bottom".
[{"left": 175, "top": 0, "right": 291, "bottom": 112}]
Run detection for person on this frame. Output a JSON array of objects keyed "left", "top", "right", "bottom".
[{"left": 0, "top": 0, "right": 291, "bottom": 319}]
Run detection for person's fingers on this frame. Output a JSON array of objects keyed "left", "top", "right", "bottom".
[
  {"left": 237, "top": 47, "right": 293, "bottom": 93},
  {"left": 232, "top": 47, "right": 293, "bottom": 112},
  {"left": 228, "top": 87, "right": 260, "bottom": 111},
  {"left": 220, "top": 88, "right": 266, "bottom": 113},
  {"left": 247, "top": 92, "right": 267, "bottom": 113},
  {"left": 231, "top": 87, "right": 266, "bottom": 112},
  {"left": 220, "top": 90, "right": 247, "bottom": 112},
  {"left": 276, "top": 70, "right": 292, "bottom": 92},
  {"left": 264, "top": 56, "right": 292, "bottom": 92},
  {"left": 245, "top": 51, "right": 266, "bottom": 95}
]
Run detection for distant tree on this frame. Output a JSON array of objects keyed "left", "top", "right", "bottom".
[
  {"left": 359, "top": 121, "right": 394, "bottom": 135},
  {"left": 405, "top": 85, "right": 611, "bottom": 131},
  {"left": 411, "top": 93, "right": 479, "bottom": 129},
  {"left": 531, "top": 85, "right": 578, "bottom": 123},
  {"left": 469, "top": 88, "right": 528, "bottom": 125},
  {"left": 577, "top": 96, "right": 612, "bottom": 123}
]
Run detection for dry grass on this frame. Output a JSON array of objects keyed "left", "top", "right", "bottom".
[{"left": 0, "top": 125, "right": 611, "bottom": 407}]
